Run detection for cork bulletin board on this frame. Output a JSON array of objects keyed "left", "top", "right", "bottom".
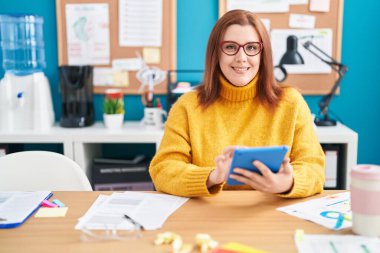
[
  {"left": 56, "top": 0, "right": 176, "bottom": 94},
  {"left": 219, "top": 0, "right": 344, "bottom": 95}
]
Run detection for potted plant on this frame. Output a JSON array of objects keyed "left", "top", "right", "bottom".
[{"left": 103, "top": 89, "right": 125, "bottom": 129}]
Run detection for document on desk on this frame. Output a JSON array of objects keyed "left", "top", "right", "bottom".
[
  {"left": 0, "top": 191, "right": 52, "bottom": 228},
  {"left": 277, "top": 192, "right": 351, "bottom": 230},
  {"left": 75, "top": 192, "right": 188, "bottom": 230},
  {"left": 295, "top": 233, "right": 380, "bottom": 253}
]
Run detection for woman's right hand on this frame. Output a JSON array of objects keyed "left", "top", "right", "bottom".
[{"left": 206, "top": 146, "right": 238, "bottom": 188}]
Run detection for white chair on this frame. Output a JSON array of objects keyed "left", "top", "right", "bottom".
[{"left": 0, "top": 151, "right": 92, "bottom": 191}]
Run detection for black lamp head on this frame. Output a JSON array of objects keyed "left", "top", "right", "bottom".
[{"left": 279, "top": 35, "right": 305, "bottom": 65}]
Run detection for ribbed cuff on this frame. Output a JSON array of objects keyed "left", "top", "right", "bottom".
[
  {"left": 277, "top": 169, "right": 313, "bottom": 198},
  {"left": 184, "top": 167, "right": 223, "bottom": 197}
]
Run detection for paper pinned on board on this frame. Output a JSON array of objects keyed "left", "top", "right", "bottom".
[
  {"left": 289, "top": 14, "right": 316, "bottom": 29},
  {"left": 227, "top": 0, "right": 289, "bottom": 13},
  {"left": 66, "top": 3, "right": 110, "bottom": 65},
  {"left": 143, "top": 47, "right": 161, "bottom": 64},
  {"left": 271, "top": 28, "right": 333, "bottom": 74},
  {"left": 309, "top": 0, "right": 330, "bottom": 12},
  {"left": 119, "top": 0, "right": 163, "bottom": 47}
]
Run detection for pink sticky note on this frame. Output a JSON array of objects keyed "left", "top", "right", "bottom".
[{"left": 41, "top": 200, "right": 58, "bottom": 208}]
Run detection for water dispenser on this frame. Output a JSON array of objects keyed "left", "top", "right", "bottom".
[{"left": 0, "top": 14, "right": 54, "bottom": 131}]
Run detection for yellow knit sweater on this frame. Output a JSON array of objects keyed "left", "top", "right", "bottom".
[{"left": 149, "top": 76, "right": 325, "bottom": 198}]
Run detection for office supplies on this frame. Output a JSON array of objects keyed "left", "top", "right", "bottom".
[
  {"left": 219, "top": 0, "right": 344, "bottom": 95},
  {"left": 41, "top": 200, "right": 58, "bottom": 208},
  {"left": 52, "top": 199, "right": 65, "bottom": 208},
  {"left": 35, "top": 207, "right": 68, "bottom": 218},
  {"left": 227, "top": 146, "right": 289, "bottom": 186},
  {"left": 278, "top": 192, "right": 351, "bottom": 230},
  {"left": 124, "top": 214, "right": 145, "bottom": 231},
  {"left": 211, "top": 242, "right": 269, "bottom": 253},
  {"left": 351, "top": 164, "right": 380, "bottom": 237},
  {"left": 56, "top": 0, "right": 176, "bottom": 95},
  {"left": 0, "top": 191, "right": 52, "bottom": 228}
]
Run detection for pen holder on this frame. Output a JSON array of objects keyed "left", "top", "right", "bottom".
[
  {"left": 351, "top": 164, "right": 380, "bottom": 237},
  {"left": 142, "top": 108, "right": 167, "bottom": 129}
]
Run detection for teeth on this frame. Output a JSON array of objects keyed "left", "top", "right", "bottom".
[{"left": 233, "top": 67, "right": 249, "bottom": 72}]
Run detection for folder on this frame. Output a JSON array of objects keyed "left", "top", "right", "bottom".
[{"left": 0, "top": 191, "right": 52, "bottom": 228}]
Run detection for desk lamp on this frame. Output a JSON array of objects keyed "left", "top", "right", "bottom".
[{"left": 274, "top": 36, "right": 348, "bottom": 126}]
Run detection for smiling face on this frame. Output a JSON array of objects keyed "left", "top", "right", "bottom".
[{"left": 219, "top": 24, "right": 261, "bottom": 87}]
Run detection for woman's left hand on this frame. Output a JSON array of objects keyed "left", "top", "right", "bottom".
[{"left": 229, "top": 157, "right": 294, "bottom": 194}]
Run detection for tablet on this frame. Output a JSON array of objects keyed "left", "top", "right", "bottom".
[{"left": 227, "top": 145, "right": 289, "bottom": 186}]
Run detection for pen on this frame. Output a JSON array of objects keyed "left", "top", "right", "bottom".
[
  {"left": 124, "top": 214, "right": 145, "bottom": 231},
  {"left": 0, "top": 217, "right": 7, "bottom": 221},
  {"left": 361, "top": 244, "right": 371, "bottom": 253},
  {"left": 329, "top": 241, "right": 339, "bottom": 253}
]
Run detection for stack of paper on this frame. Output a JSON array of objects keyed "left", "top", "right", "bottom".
[
  {"left": 0, "top": 191, "right": 52, "bottom": 228},
  {"left": 75, "top": 191, "right": 188, "bottom": 230}
]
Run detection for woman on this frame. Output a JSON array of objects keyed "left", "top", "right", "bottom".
[{"left": 149, "top": 10, "right": 325, "bottom": 198}]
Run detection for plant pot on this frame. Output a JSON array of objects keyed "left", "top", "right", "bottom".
[{"left": 103, "top": 113, "right": 124, "bottom": 129}]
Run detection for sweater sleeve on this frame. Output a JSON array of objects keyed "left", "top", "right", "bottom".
[
  {"left": 279, "top": 91, "right": 326, "bottom": 198},
  {"left": 149, "top": 95, "right": 223, "bottom": 197}
]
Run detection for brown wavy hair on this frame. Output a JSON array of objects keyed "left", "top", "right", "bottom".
[{"left": 197, "top": 9, "right": 282, "bottom": 109}]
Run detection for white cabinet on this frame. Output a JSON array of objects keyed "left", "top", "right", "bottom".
[{"left": 0, "top": 122, "right": 357, "bottom": 189}]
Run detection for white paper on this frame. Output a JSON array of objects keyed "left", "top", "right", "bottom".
[
  {"left": 289, "top": 14, "right": 316, "bottom": 29},
  {"left": 309, "top": 0, "right": 330, "bottom": 12},
  {"left": 271, "top": 29, "right": 333, "bottom": 74},
  {"left": 289, "top": 0, "right": 308, "bottom": 5},
  {"left": 113, "top": 58, "right": 143, "bottom": 71},
  {"left": 295, "top": 233, "right": 380, "bottom": 253},
  {"left": 0, "top": 191, "right": 51, "bottom": 226},
  {"left": 119, "top": 0, "right": 162, "bottom": 47},
  {"left": 75, "top": 192, "right": 188, "bottom": 230},
  {"left": 66, "top": 4, "right": 110, "bottom": 65},
  {"left": 93, "top": 67, "right": 114, "bottom": 86},
  {"left": 227, "top": 0, "right": 289, "bottom": 13},
  {"left": 277, "top": 192, "right": 351, "bottom": 230}
]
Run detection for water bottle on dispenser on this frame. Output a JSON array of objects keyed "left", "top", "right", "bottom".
[{"left": 0, "top": 15, "right": 54, "bottom": 131}]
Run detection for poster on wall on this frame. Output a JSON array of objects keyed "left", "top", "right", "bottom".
[{"left": 65, "top": 3, "right": 110, "bottom": 65}]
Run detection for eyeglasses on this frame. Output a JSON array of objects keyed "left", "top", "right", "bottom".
[
  {"left": 80, "top": 214, "right": 143, "bottom": 242},
  {"left": 80, "top": 225, "right": 142, "bottom": 242},
  {"left": 220, "top": 41, "right": 263, "bottom": 56}
]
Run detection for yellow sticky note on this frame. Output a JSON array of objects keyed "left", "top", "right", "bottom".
[
  {"left": 143, "top": 47, "right": 161, "bottom": 64},
  {"left": 113, "top": 70, "right": 129, "bottom": 87},
  {"left": 221, "top": 242, "right": 269, "bottom": 253},
  {"left": 34, "top": 207, "right": 68, "bottom": 218}
]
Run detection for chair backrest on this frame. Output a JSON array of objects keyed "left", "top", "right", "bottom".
[{"left": 0, "top": 151, "right": 92, "bottom": 191}]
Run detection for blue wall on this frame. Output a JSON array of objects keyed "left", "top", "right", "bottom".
[{"left": 0, "top": 0, "right": 379, "bottom": 164}]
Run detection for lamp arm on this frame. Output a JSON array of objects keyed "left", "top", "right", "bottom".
[{"left": 302, "top": 40, "right": 348, "bottom": 116}]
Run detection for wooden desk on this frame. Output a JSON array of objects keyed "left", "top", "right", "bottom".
[{"left": 0, "top": 191, "right": 351, "bottom": 253}]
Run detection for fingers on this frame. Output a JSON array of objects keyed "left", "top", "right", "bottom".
[
  {"left": 222, "top": 146, "right": 238, "bottom": 158},
  {"left": 279, "top": 157, "right": 293, "bottom": 174},
  {"left": 253, "top": 160, "right": 274, "bottom": 179}
]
